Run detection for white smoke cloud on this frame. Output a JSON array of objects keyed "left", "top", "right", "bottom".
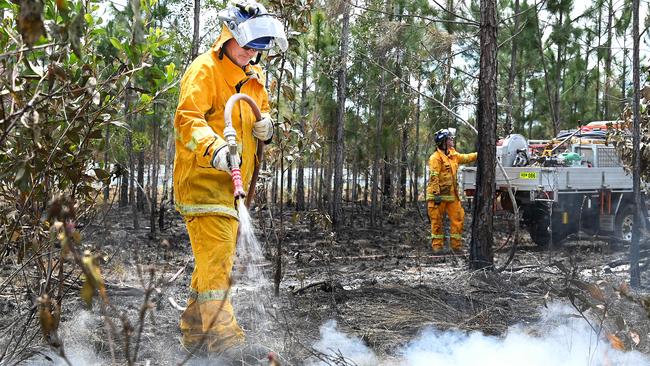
[
  {"left": 309, "top": 320, "right": 379, "bottom": 366},
  {"left": 310, "top": 303, "right": 650, "bottom": 366}
]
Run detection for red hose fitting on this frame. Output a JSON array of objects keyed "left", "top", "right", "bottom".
[{"left": 230, "top": 167, "right": 246, "bottom": 200}]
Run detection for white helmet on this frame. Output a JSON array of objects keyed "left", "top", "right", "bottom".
[{"left": 218, "top": 1, "right": 288, "bottom": 52}]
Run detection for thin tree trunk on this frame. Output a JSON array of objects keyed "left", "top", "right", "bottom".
[
  {"left": 382, "top": 154, "right": 391, "bottom": 205},
  {"left": 552, "top": 11, "right": 563, "bottom": 133},
  {"left": 296, "top": 52, "right": 308, "bottom": 211},
  {"left": 470, "top": 0, "right": 497, "bottom": 269},
  {"left": 103, "top": 124, "right": 110, "bottom": 202},
  {"left": 332, "top": 6, "right": 350, "bottom": 227},
  {"left": 630, "top": 0, "right": 641, "bottom": 288},
  {"left": 504, "top": 0, "right": 520, "bottom": 135},
  {"left": 399, "top": 126, "right": 407, "bottom": 208},
  {"left": 370, "top": 71, "right": 385, "bottom": 227},
  {"left": 137, "top": 150, "right": 145, "bottom": 212},
  {"left": 120, "top": 169, "right": 128, "bottom": 207},
  {"left": 621, "top": 36, "right": 627, "bottom": 111},
  {"left": 412, "top": 75, "right": 421, "bottom": 204},
  {"left": 150, "top": 111, "right": 160, "bottom": 236},
  {"left": 596, "top": 5, "right": 602, "bottom": 117},
  {"left": 444, "top": 0, "right": 455, "bottom": 127},
  {"left": 603, "top": 0, "right": 613, "bottom": 118},
  {"left": 126, "top": 85, "right": 139, "bottom": 229},
  {"left": 191, "top": 0, "right": 200, "bottom": 60},
  {"left": 159, "top": 121, "right": 174, "bottom": 230},
  {"left": 535, "top": 21, "right": 558, "bottom": 135}
]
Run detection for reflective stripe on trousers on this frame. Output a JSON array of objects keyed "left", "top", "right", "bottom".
[
  {"left": 179, "top": 215, "right": 244, "bottom": 352},
  {"left": 427, "top": 200, "right": 465, "bottom": 250}
]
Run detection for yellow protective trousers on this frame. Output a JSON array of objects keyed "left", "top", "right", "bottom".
[
  {"left": 428, "top": 200, "right": 465, "bottom": 251},
  {"left": 180, "top": 215, "right": 244, "bottom": 353}
]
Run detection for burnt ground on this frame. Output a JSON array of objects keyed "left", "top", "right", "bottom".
[{"left": 3, "top": 202, "right": 650, "bottom": 365}]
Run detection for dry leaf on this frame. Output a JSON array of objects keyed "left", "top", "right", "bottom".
[
  {"left": 80, "top": 280, "right": 94, "bottom": 307},
  {"left": 630, "top": 331, "right": 640, "bottom": 346},
  {"left": 607, "top": 334, "right": 625, "bottom": 350}
]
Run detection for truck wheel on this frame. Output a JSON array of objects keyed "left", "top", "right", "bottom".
[
  {"left": 528, "top": 222, "right": 550, "bottom": 247},
  {"left": 615, "top": 206, "right": 634, "bottom": 242},
  {"left": 525, "top": 204, "right": 551, "bottom": 247},
  {"left": 525, "top": 204, "right": 570, "bottom": 247}
]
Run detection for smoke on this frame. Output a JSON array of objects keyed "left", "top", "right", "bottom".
[
  {"left": 28, "top": 311, "right": 105, "bottom": 366},
  {"left": 309, "top": 303, "right": 650, "bottom": 366},
  {"left": 309, "top": 320, "right": 379, "bottom": 366}
]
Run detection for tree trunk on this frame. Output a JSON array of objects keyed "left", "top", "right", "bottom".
[
  {"left": 552, "top": 11, "right": 563, "bottom": 133},
  {"left": 621, "top": 36, "right": 627, "bottom": 111},
  {"left": 126, "top": 86, "right": 139, "bottom": 230},
  {"left": 103, "top": 124, "right": 110, "bottom": 202},
  {"left": 504, "top": 0, "right": 520, "bottom": 135},
  {"left": 535, "top": 19, "right": 558, "bottom": 135},
  {"left": 137, "top": 150, "right": 145, "bottom": 212},
  {"left": 603, "top": 0, "right": 613, "bottom": 119},
  {"left": 296, "top": 52, "right": 308, "bottom": 211},
  {"left": 159, "top": 120, "right": 174, "bottom": 230},
  {"left": 412, "top": 75, "right": 421, "bottom": 204},
  {"left": 191, "top": 0, "right": 200, "bottom": 60},
  {"left": 332, "top": 7, "right": 349, "bottom": 227},
  {"left": 371, "top": 75, "right": 383, "bottom": 226},
  {"left": 120, "top": 169, "right": 128, "bottom": 207},
  {"left": 399, "top": 125, "right": 407, "bottom": 208},
  {"left": 150, "top": 111, "right": 160, "bottom": 236},
  {"left": 630, "top": 0, "right": 641, "bottom": 288},
  {"left": 595, "top": 5, "right": 602, "bottom": 117},
  {"left": 470, "top": 0, "right": 497, "bottom": 269},
  {"left": 444, "top": 0, "right": 455, "bottom": 127}
]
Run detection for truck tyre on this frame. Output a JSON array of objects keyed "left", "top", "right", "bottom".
[
  {"left": 525, "top": 204, "right": 551, "bottom": 247},
  {"left": 615, "top": 205, "right": 634, "bottom": 242},
  {"left": 524, "top": 204, "right": 570, "bottom": 247}
]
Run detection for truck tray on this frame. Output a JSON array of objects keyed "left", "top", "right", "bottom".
[{"left": 459, "top": 166, "right": 633, "bottom": 193}]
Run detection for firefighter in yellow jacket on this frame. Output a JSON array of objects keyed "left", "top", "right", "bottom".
[
  {"left": 173, "top": 1, "right": 287, "bottom": 353},
  {"left": 427, "top": 128, "right": 477, "bottom": 254}
]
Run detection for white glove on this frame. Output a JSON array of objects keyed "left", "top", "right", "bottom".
[
  {"left": 211, "top": 145, "right": 230, "bottom": 172},
  {"left": 253, "top": 116, "right": 274, "bottom": 142}
]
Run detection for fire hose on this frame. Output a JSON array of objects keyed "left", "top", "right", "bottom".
[{"left": 223, "top": 93, "right": 265, "bottom": 208}]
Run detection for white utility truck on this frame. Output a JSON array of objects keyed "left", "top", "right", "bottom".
[{"left": 459, "top": 126, "right": 648, "bottom": 246}]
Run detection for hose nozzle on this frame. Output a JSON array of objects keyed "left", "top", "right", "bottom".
[{"left": 231, "top": 167, "right": 246, "bottom": 200}]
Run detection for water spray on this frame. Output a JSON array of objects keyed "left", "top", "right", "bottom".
[{"left": 223, "top": 93, "right": 264, "bottom": 205}]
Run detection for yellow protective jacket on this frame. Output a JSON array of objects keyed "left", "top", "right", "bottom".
[
  {"left": 426, "top": 147, "right": 477, "bottom": 202},
  {"left": 173, "top": 26, "right": 270, "bottom": 218}
]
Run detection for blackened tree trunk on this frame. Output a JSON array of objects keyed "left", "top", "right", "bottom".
[
  {"left": 444, "top": 0, "right": 455, "bottom": 127},
  {"left": 332, "top": 7, "right": 349, "bottom": 228},
  {"left": 296, "top": 52, "right": 308, "bottom": 211},
  {"left": 504, "top": 0, "right": 520, "bottom": 135},
  {"left": 470, "top": 0, "right": 497, "bottom": 269},
  {"left": 103, "top": 123, "right": 110, "bottom": 202},
  {"left": 159, "top": 119, "right": 174, "bottom": 230},
  {"left": 191, "top": 0, "right": 200, "bottom": 60},
  {"left": 150, "top": 108, "right": 160, "bottom": 236},
  {"left": 137, "top": 149, "right": 145, "bottom": 211},
  {"left": 126, "top": 84, "right": 139, "bottom": 229},
  {"left": 120, "top": 169, "right": 128, "bottom": 206},
  {"left": 630, "top": 0, "right": 641, "bottom": 288},
  {"left": 412, "top": 74, "right": 421, "bottom": 204},
  {"left": 603, "top": 0, "right": 613, "bottom": 118},
  {"left": 370, "top": 71, "right": 385, "bottom": 227}
]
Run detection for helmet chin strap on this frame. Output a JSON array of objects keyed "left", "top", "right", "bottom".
[{"left": 249, "top": 52, "right": 263, "bottom": 65}]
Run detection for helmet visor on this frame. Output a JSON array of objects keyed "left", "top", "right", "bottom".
[{"left": 234, "top": 15, "right": 287, "bottom": 52}]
